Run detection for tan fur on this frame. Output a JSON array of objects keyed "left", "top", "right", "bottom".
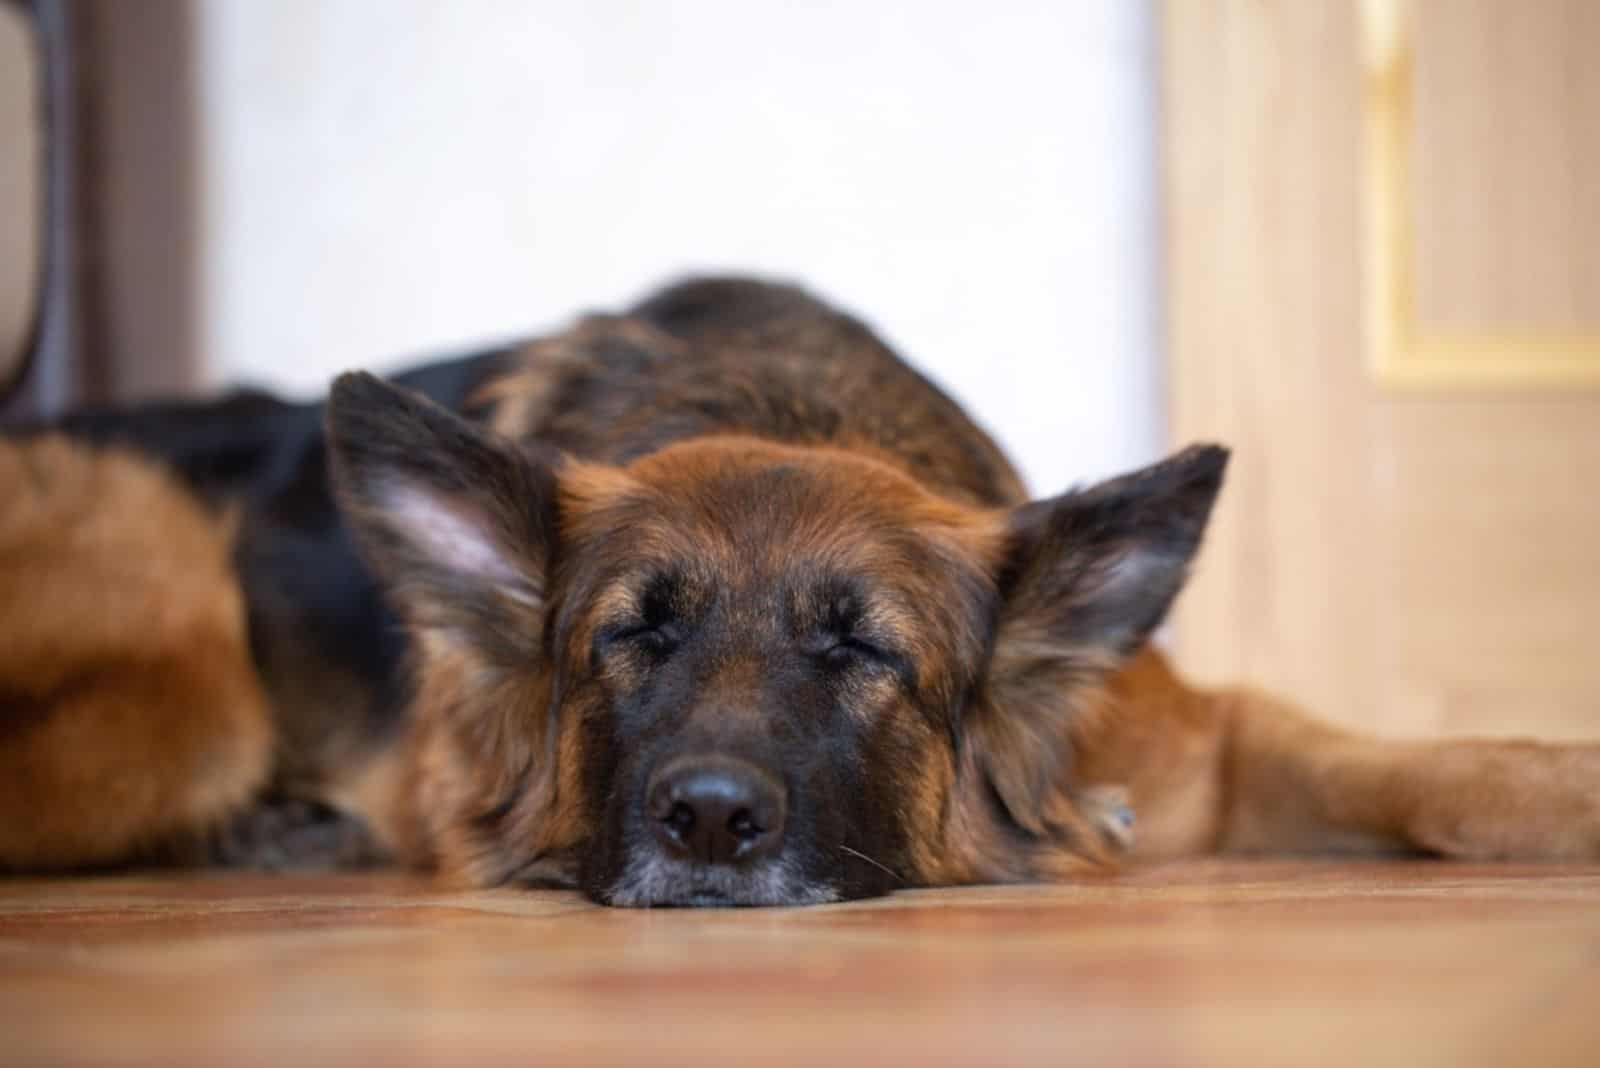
[
  {"left": 387, "top": 626, "right": 594, "bottom": 888},
  {"left": 1075, "top": 649, "right": 1600, "bottom": 862},
  {"left": 0, "top": 437, "right": 273, "bottom": 868}
]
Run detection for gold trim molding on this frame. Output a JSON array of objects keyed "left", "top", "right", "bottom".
[{"left": 1359, "top": 0, "right": 1600, "bottom": 389}]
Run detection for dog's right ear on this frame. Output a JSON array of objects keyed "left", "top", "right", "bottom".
[{"left": 326, "top": 372, "right": 559, "bottom": 664}]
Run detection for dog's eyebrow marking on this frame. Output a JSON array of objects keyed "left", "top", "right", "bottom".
[{"left": 591, "top": 567, "right": 695, "bottom": 629}]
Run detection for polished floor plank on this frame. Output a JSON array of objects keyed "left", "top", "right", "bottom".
[{"left": 2, "top": 860, "right": 1598, "bottom": 1067}]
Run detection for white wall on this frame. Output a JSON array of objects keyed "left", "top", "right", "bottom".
[{"left": 195, "top": 0, "right": 1161, "bottom": 495}]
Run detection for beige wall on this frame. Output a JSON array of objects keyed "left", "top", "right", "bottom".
[{"left": 0, "top": 3, "right": 39, "bottom": 381}]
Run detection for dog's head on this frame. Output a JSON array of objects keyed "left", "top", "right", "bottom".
[{"left": 328, "top": 373, "right": 1226, "bottom": 906}]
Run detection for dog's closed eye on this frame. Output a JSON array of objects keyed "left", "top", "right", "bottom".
[
  {"left": 816, "top": 634, "right": 886, "bottom": 668},
  {"left": 599, "top": 619, "right": 681, "bottom": 658},
  {"left": 809, "top": 590, "right": 912, "bottom": 683},
  {"left": 592, "top": 573, "right": 688, "bottom": 663}
]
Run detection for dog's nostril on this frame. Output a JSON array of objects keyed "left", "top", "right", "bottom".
[
  {"left": 663, "top": 801, "right": 697, "bottom": 839},
  {"left": 646, "top": 756, "right": 787, "bottom": 865},
  {"left": 727, "top": 808, "right": 759, "bottom": 840}
]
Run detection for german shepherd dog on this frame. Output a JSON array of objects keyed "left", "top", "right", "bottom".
[{"left": 2, "top": 278, "right": 1596, "bottom": 905}]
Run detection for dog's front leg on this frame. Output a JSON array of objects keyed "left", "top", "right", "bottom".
[
  {"left": 1212, "top": 691, "right": 1600, "bottom": 860},
  {"left": 1079, "top": 652, "right": 1600, "bottom": 862}
]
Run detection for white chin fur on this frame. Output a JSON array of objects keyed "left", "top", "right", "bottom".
[{"left": 604, "top": 855, "right": 841, "bottom": 907}]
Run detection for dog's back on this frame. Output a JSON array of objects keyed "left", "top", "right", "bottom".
[{"left": 490, "top": 278, "right": 1027, "bottom": 506}]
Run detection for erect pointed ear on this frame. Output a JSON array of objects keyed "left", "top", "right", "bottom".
[
  {"left": 995, "top": 443, "right": 1229, "bottom": 669},
  {"left": 961, "top": 444, "right": 1229, "bottom": 848},
  {"left": 326, "top": 371, "right": 560, "bottom": 663}
]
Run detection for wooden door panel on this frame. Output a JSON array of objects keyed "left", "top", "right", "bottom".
[
  {"left": 1384, "top": 397, "right": 1600, "bottom": 738},
  {"left": 1163, "top": 0, "right": 1600, "bottom": 740},
  {"left": 1414, "top": 0, "right": 1600, "bottom": 332}
]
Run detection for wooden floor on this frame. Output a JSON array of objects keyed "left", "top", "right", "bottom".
[{"left": 2, "top": 861, "right": 1597, "bottom": 1067}]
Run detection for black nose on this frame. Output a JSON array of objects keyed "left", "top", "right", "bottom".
[{"left": 647, "top": 755, "right": 787, "bottom": 865}]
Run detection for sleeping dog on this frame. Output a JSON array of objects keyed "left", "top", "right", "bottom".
[{"left": 2, "top": 277, "right": 1596, "bottom": 905}]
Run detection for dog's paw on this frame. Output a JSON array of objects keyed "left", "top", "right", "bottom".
[
  {"left": 203, "top": 798, "right": 389, "bottom": 871},
  {"left": 1405, "top": 741, "right": 1600, "bottom": 861},
  {"left": 1079, "top": 784, "right": 1138, "bottom": 854}
]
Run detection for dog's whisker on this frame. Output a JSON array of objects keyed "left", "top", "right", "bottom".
[{"left": 839, "top": 844, "right": 904, "bottom": 885}]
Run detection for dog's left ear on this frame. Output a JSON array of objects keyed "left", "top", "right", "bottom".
[
  {"left": 965, "top": 444, "right": 1229, "bottom": 841},
  {"left": 325, "top": 371, "right": 560, "bottom": 664},
  {"left": 996, "top": 443, "right": 1229, "bottom": 664}
]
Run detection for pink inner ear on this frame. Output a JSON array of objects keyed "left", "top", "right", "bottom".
[
  {"left": 381, "top": 481, "right": 530, "bottom": 595},
  {"left": 1093, "top": 545, "right": 1177, "bottom": 600}
]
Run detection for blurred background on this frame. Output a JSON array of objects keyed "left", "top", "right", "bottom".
[
  {"left": 0, "top": 0, "right": 1163, "bottom": 495},
  {"left": 2, "top": 0, "right": 1597, "bottom": 741}
]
